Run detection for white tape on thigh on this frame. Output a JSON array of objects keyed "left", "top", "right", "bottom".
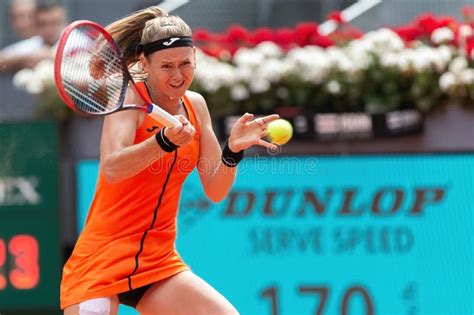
[{"left": 78, "top": 297, "right": 111, "bottom": 315}]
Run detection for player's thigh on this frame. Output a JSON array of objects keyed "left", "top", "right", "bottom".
[
  {"left": 136, "top": 270, "right": 239, "bottom": 315},
  {"left": 63, "top": 296, "right": 119, "bottom": 315}
]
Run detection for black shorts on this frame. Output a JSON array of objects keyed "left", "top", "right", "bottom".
[{"left": 118, "top": 284, "right": 153, "bottom": 308}]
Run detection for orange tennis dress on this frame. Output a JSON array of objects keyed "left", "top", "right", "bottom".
[{"left": 60, "top": 83, "right": 201, "bottom": 309}]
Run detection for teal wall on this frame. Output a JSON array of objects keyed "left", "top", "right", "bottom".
[{"left": 77, "top": 154, "right": 474, "bottom": 314}]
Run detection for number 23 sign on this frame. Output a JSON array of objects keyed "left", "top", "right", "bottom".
[{"left": 0, "top": 235, "right": 40, "bottom": 290}]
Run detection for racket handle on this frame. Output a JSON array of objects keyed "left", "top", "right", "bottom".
[{"left": 147, "top": 104, "right": 181, "bottom": 128}]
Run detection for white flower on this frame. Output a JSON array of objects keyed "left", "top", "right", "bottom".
[
  {"left": 233, "top": 48, "right": 265, "bottom": 68},
  {"left": 249, "top": 78, "right": 270, "bottom": 93},
  {"left": 436, "top": 45, "right": 454, "bottom": 64},
  {"left": 25, "top": 80, "right": 44, "bottom": 94},
  {"left": 304, "top": 61, "right": 330, "bottom": 84},
  {"left": 215, "top": 63, "right": 239, "bottom": 86},
  {"left": 287, "top": 46, "right": 331, "bottom": 84},
  {"left": 345, "top": 41, "right": 373, "bottom": 70},
  {"left": 439, "top": 72, "right": 457, "bottom": 92},
  {"left": 13, "top": 69, "right": 35, "bottom": 90},
  {"left": 458, "top": 24, "right": 473, "bottom": 41},
  {"left": 393, "top": 46, "right": 452, "bottom": 73},
  {"left": 380, "top": 52, "right": 399, "bottom": 68},
  {"left": 327, "top": 80, "right": 341, "bottom": 94},
  {"left": 13, "top": 65, "right": 48, "bottom": 94},
  {"left": 195, "top": 49, "right": 210, "bottom": 62},
  {"left": 194, "top": 52, "right": 239, "bottom": 91},
  {"left": 12, "top": 56, "right": 57, "bottom": 97},
  {"left": 257, "top": 58, "right": 291, "bottom": 83},
  {"left": 449, "top": 56, "right": 468, "bottom": 74},
  {"left": 410, "top": 40, "right": 424, "bottom": 48},
  {"left": 35, "top": 59, "right": 55, "bottom": 85},
  {"left": 255, "top": 41, "right": 283, "bottom": 58},
  {"left": 199, "top": 77, "right": 221, "bottom": 93},
  {"left": 235, "top": 67, "right": 253, "bottom": 82},
  {"left": 431, "top": 27, "right": 454, "bottom": 44},
  {"left": 230, "top": 84, "right": 249, "bottom": 101},
  {"left": 396, "top": 51, "right": 412, "bottom": 72},
  {"left": 327, "top": 47, "right": 356, "bottom": 74},
  {"left": 359, "top": 28, "right": 405, "bottom": 55},
  {"left": 459, "top": 69, "right": 474, "bottom": 85},
  {"left": 411, "top": 47, "right": 444, "bottom": 73},
  {"left": 407, "top": 50, "right": 424, "bottom": 72}
]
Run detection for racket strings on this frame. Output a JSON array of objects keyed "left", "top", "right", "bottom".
[{"left": 60, "top": 25, "right": 126, "bottom": 114}]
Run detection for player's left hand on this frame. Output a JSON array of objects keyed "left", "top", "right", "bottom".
[{"left": 228, "top": 113, "right": 280, "bottom": 152}]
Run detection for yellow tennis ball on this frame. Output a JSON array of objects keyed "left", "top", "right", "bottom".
[{"left": 267, "top": 119, "right": 293, "bottom": 145}]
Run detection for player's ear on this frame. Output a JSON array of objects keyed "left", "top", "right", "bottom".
[
  {"left": 192, "top": 47, "right": 197, "bottom": 68},
  {"left": 139, "top": 54, "right": 148, "bottom": 73}
]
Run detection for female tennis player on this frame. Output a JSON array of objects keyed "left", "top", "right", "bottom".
[{"left": 61, "top": 6, "right": 279, "bottom": 315}]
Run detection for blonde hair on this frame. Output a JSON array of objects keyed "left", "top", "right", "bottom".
[{"left": 106, "top": 6, "right": 192, "bottom": 67}]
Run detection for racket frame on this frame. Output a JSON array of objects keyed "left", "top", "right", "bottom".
[{"left": 55, "top": 20, "right": 180, "bottom": 127}]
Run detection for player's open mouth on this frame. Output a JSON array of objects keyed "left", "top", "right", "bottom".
[{"left": 169, "top": 81, "right": 185, "bottom": 88}]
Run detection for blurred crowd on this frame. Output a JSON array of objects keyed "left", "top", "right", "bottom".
[{"left": 0, "top": 0, "right": 67, "bottom": 73}]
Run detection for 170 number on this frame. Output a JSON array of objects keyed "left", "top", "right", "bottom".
[
  {"left": 261, "top": 285, "right": 374, "bottom": 315},
  {"left": 0, "top": 235, "right": 40, "bottom": 290}
]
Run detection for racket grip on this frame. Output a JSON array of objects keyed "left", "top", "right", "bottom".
[{"left": 147, "top": 104, "right": 181, "bottom": 128}]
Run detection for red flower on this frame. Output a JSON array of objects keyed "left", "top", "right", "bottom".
[
  {"left": 214, "top": 34, "right": 226, "bottom": 43},
  {"left": 396, "top": 15, "right": 458, "bottom": 43},
  {"left": 200, "top": 47, "right": 219, "bottom": 58},
  {"left": 462, "top": 6, "right": 474, "bottom": 17},
  {"left": 466, "top": 35, "right": 474, "bottom": 59},
  {"left": 436, "top": 16, "right": 458, "bottom": 29},
  {"left": 193, "top": 29, "right": 213, "bottom": 42},
  {"left": 311, "top": 33, "right": 334, "bottom": 48},
  {"left": 392, "top": 24, "right": 423, "bottom": 42},
  {"left": 327, "top": 10, "right": 346, "bottom": 24},
  {"left": 416, "top": 14, "right": 440, "bottom": 35},
  {"left": 294, "top": 22, "right": 319, "bottom": 46},
  {"left": 226, "top": 25, "right": 250, "bottom": 44},
  {"left": 249, "top": 27, "right": 274, "bottom": 45},
  {"left": 215, "top": 33, "right": 238, "bottom": 56},
  {"left": 274, "top": 28, "right": 294, "bottom": 49}
]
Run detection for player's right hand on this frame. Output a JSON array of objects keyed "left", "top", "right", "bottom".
[{"left": 163, "top": 115, "right": 195, "bottom": 147}]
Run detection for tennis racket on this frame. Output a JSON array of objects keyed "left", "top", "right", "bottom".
[{"left": 54, "top": 20, "right": 180, "bottom": 127}]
